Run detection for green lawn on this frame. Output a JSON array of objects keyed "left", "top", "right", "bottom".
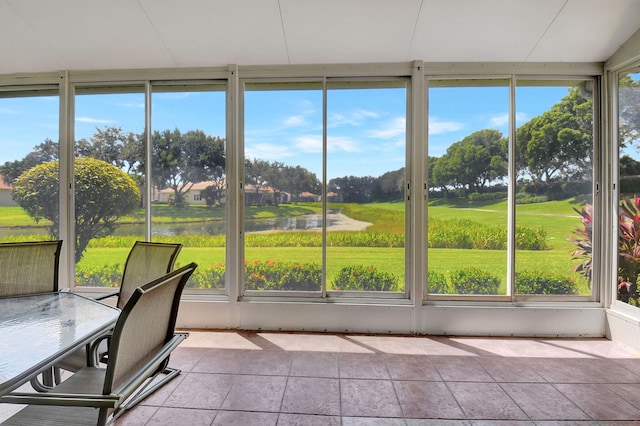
[{"left": 2, "top": 197, "right": 591, "bottom": 292}]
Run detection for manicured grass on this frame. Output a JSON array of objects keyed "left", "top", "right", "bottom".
[{"left": 6, "top": 197, "right": 591, "bottom": 293}]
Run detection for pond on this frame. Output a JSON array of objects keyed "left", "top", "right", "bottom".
[{"left": 0, "top": 213, "right": 363, "bottom": 238}]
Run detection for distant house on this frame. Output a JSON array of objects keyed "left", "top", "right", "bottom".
[
  {"left": 155, "top": 180, "right": 291, "bottom": 206},
  {"left": 0, "top": 177, "right": 17, "bottom": 206},
  {"left": 295, "top": 191, "right": 321, "bottom": 202}
]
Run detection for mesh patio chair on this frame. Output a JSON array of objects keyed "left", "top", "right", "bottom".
[
  {"left": 0, "top": 240, "right": 64, "bottom": 390},
  {"left": 0, "top": 240, "right": 63, "bottom": 297},
  {"left": 0, "top": 262, "right": 197, "bottom": 426},
  {"left": 53, "top": 241, "right": 182, "bottom": 376}
]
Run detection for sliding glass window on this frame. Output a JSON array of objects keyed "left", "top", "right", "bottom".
[
  {"left": 326, "top": 81, "right": 407, "bottom": 295},
  {"left": 0, "top": 89, "right": 60, "bottom": 242},
  {"left": 242, "top": 80, "right": 407, "bottom": 296},
  {"left": 73, "top": 86, "right": 145, "bottom": 287},
  {"left": 426, "top": 79, "right": 509, "bottom": 297},
  {"left": 151, "top": 83, "right": 227, "bottom": 291},
  {"left": 243, "top": 82, "right": 324, "bottom": 294},
  {"left": 515, "top": 80, "right": 594, "bottom": 299},
  {"left": 617, "top": 67, "right": 640, "bottom": 307}
]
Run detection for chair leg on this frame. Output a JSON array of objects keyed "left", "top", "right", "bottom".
[{"left": 119, "top": 367, "right": 182, "bottom": 412}]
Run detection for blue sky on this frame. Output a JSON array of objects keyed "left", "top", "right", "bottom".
[{"left": 0, "top": 84, "right": 573, "bottom": 180}]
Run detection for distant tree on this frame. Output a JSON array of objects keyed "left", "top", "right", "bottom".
[
  {"left": 151, "top": 129, "right": 225, "bottom": 207},
  {"left": 285, "top": 165, "right": 321, "bottom": 201},
  {"left": 619, "top": 74, "right": 640, "bottom": 149},
  {"left": 75, "top": 126, "right": 142, "bottom": 174},
  {"left": 374, "top": 168, "right": 405, "bottom": 202},
  {"left": 432, "top": 129, "right": 507, "bottom": 194},
  {"left": 516, "top": 87, "right": 592, "bottom": 183},
  {"left": 244, "top": 158, "right": 272, "bottom": 205},
  {"left": 0, "top": 138, "right": 58, "bottom": 185},
  {"left": 329, "top": 175, "right": 376, "bottom": 203},
  {"left": 11, "top": 158, "right": 140, "bottom": 262},
  {"left": 620, "top": 154, "right": 640, "bottom": 177}
]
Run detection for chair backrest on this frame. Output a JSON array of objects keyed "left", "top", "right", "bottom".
[
  {"left": 103, "top": 262, "right": 196, "bottom": 398},
  {"left": 117, "top": 241, "right": 182, "bottom": 309},
  {"left": 0, "top": 240, "right": 63, "bottom": 297}
]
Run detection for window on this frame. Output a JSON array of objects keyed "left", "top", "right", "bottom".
[
  {"left": 243, "top": 82, "right": 324, "bottom": 294},
  {"left": 73, "top": 86, "right": 145, "bottom": 287},
  {"left": 326, "top": 81, "right": 407, "bottom": 295},
  {"left": 151, "top": 84, "right": 227, "bottom": 292},
  {"left": 0, "top": 90, "right": 60, "bottom": 242},
  {"left": 427, "top": 80, "right": 510, "bottom": 297},
  {"left": 426, "top": 78, "right": 594, "bottom": 300},
  {"left": 515, "top": 80, "right": 594, "bottom": 299},
  {"left": 617, "top": 68, "right": 640, "bottom": 307},
  {"left": 242, "top": 79, "right": 408, "bottom": 296}
]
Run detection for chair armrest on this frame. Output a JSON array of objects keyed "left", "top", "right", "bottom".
[
  {"left": 94, "top": 292, "right": 119, "bottom": 301},
  {"left": 112, "top": 332, "right": 188, "bottom": 399},
  {"left": 0, "top": 391, "right": 120, "bottom": 408}
]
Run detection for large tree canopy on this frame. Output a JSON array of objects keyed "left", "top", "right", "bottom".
[
  {"left": 11, "top": 158, "right": 140, "bottom": 262},
  {"left": 432, "top": 129, "right": 508, "bottom": 193},
  {"left": 516, "top": 87, "right": 592, "bottom": 183}
]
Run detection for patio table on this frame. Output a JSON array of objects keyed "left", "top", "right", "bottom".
[{"left": 0, "top": 292, "right": 119, "bottom": 397}]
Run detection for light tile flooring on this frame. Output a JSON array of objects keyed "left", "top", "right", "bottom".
[{"left": 5, "top": 331, "right": 640, "bottom": 425}]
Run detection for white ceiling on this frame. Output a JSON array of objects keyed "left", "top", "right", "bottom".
[{"left": 2, "top": 0, "right": 640, "bottom": 75}]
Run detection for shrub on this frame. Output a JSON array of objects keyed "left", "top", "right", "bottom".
[
  {"left": 426, "top": 270, "right": 451, "bottom": 294},
  {"left": 428, "top": 217, "right": 547, "bottom": 250},
  {"left": 468, "top": 191, "right": 507, "bottom": 202},
  {"left": 189, "top": 263, "right": 225, "bottom": 289},
  {"left": 515, "top": 271, "right": 578, "bottom": 294},
  {"left": 244, "top": 260, "right": 321, "bottom": 291},
  {"left": 516, "top": 193, "right": 548, "bottom": 204},
  {"left": 620, "top": 176, "right": 640, "bottom": 195},
  {"left": 75, "top": 263, "right": 122, "bottom": 287},
  {"left": 332, "top": 264, "right": 399, "bottom": 292},
  {"left": 450, "top": 268, "right": 500, "bottom": 294}
]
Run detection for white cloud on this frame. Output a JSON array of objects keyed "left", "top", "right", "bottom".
[
  {"left": 284, "top": 115, "right": 306, "bottom": 126},
  {"left": 0, "top": 107, "right": 17, "bottom": 114},
  {"left": 76, "top": 116, "right": 113, "bottom": 124},
  {"left": 490, "top": 113, "right": 509, "bottom": 127},
  {"left": 294, "top": 135, "right": 361, "bottom": 153},
  {"left": 428, "top": 117, "right": 464, "bottom": 134},
  {"left": 295, "top": 135, "right": 322, "bottom": 153},
  {"left": 489, "top": 112, "right": 530, "bottom": 127},
  {"left": 245, "top": 143, "right": 295, "bottom": 161},
  {"left": 328, "top": 135, "right": 360, "bottom": 153},
  {"left": 329, "top": 108, "right": 380, "bottom": 127},
  {"left": 516, "top": 112, "right": 530, "bottom": 124},
  {"left": 368, "top": 117, "right": 405, "bottom": 138}
]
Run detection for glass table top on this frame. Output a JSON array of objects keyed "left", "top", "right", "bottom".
[{"left": 0, "top": 292, "right": 119, "bottom": 395}]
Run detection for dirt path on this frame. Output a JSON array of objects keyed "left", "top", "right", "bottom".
[{"left": 322, "top": 212, "right": 372, "bottom": 231}]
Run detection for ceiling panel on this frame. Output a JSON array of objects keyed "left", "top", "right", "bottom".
[
  {"left": 280, "top": 0, "right": 422, "bottom": 64},
  {"left": 528, "top": 0, "right": 640, "bottom": 62},
  {"left": 0, "top": 0, "right": 639, "bottom": 76},
  {"left": 409, "top": 0, "right": 567, "bottom": 62},
  {"left": 5, "top": 0, "right": 174, "bottom": 71},
  {"left": 0, "top": 1, "right": 65, "bottom": 74},
  {"left": 139, "top": 0, "right": 289, "bottom": 67}
]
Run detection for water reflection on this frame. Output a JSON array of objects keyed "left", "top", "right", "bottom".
[{"left": 0, "top": 213, "right": 369, "bottom": 238}]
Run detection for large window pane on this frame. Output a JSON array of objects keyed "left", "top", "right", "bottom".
[
  {"left": 427, "top": 80, "right": 509, "bottom": 296},
  {"left": 326, "top": 82, "right": 407, "bottom": 294},
  {"left": 516, "top": 81, "right": 593, "bottom": 297},
  {"left": 618, "top": 68, "right": 640, "bottom": 306},
  {"left": 74, "top": 88, "right": 145, "bottom": 287},
  {"left": 243, "top": 83, "right": 323, "bottom": 293},
  {"left": 0, "top": 92, "right": 59, "bottom": 242},
  {"left": 151, "top": 84, "right": 226, "bottom": 291}
]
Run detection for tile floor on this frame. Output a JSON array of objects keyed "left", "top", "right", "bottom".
[{"left": 4, "top": 331, "right": 640, "bottom": 425}]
